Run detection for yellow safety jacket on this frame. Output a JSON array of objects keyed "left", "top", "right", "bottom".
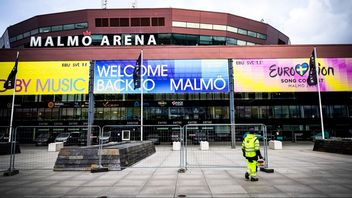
[{"left": 241, "top": 134, "right": 260, "bottom": 158}]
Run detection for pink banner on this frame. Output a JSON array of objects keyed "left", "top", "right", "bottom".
[{"left": 233, "top": 58, "right": 352, "bottom": 92}]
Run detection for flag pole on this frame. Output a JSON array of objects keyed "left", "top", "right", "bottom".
[
  {"left": 4, "top": 51, "right": 20, "bottom": 176},
  {"left": 8, "top": 51, "right": 19, "bottom": 143},
  {"left": 314, "top": 47, "right": 325, "bottom": 139},
  {"left": 140, "top": 49, "right": 144, "bottom": 141}
]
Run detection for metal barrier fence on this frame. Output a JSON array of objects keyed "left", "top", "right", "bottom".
[
  {"left": 0, "top": 126, "right": 10, "bottom": 172},
  {"left": 5, "top": 125, "right": 101, "bottom": 171},
  {"left": 101, "top": 125, "right": 182, "bottom": 169},
  {"left": 182, "top": 123, "right": 269, "bottom": 169},
  {"left": 1, "top": 123, "right": 271, "bottom": 173}
]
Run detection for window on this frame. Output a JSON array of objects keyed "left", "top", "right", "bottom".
[
  {"left": 95, "top": 108, "right": 104, "bottom": 120},
  {"left": 226, "top": 37, "right": 237, "bottom": 45},
  {"left": 120, "top": 18, "right": 129, "bottom": 26},
  {"left": 172, "top": 34, "right": 199, "bottom": 45},
  {"left": 247, "top": 31, "right": 257, "bottom": 37},
  {"left": 9, "top": 37, "right": 16, "bottom": 42},
  {"left": 237, "top": 40, "right": 246, "bottom": 45},
  {"left": 246, "top": 42, "right": 255, "bottom": 46},
  {"left": 130, "top": 17, "right": 151, "bottom": 27},
  {"left": 172, "top": 21, "right": 187, "bottom": 28},
  {"left": 75, "top": 22, "right": 88, "bottom": 29},
  {"left": 131, "top": 18, "right": 140, "bottom": 26},
  {"left": 259, "top": 106, "right": 269, "bottom": 119},
  {"left": 95, "top": 18, "right": 108, "bottom": 27},
  {"left": 140, "top": 18, "right": 150, "bottom": 26},
  {"left": 200, "top": 23, "right": 212, "bottom": 30},
  {"left": 332, "top": 105, "right": 348, "bottom": 118},
  {"left": 238, "top": 28, "right": 247, "bottom": 35},
  {"left": 289, "top": 106, "right": 300, "bottom": 118},
  {"left": 51, "top": 25, "right": 63, "bottom": 32},
  {"left": 110, "top": 18, "right": 119, "bottom": 27},
  {"left": 227, "top": 26, "right": 237, "bottom": 33},
  {"left": 63, "top": 24, "right": 75, "bottom": 30},
  {"left": 257, "top": 33, "right": 267, "bottom": 40},
  {"left": 212, "top": 24, "right": 226, "bottom": 31},
  {"left": 186, "top": 22, "right": 199, "bottom": 29},
  {"left": 200, "top": 35, "right": 212, "bottom": 45},
  {"left": 303, "top": 106, "right": 312, "bottom": 118},
  {"left": 91, "top": 34, "right": 103, "bottom": 44},
  {"left": 16, "top": 34, "right": 23, "bottom": 40},
  {"left": 104, "top": 108, "right": 111, "bottom": 120},
  {"left": 30, "top": 29, "right": 39, "bottom": 35},
  {"left": 158, "top": 33, "right": 171, "bottom": 45},
  {"left": 23, "top": 32, "right": 30, "bottom": 38},
  {"left": 152, "top": 17, "right": 164, "bottom": 26},
  {"left": 39, "top": 27, "right": 51, "bottom": 33},
  {"left": 213, "top": 36, "right": 226, "bottom": 45}
]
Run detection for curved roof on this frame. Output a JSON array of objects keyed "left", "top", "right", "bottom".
[{"left": 3, "top": 8, "right": 290, "bottom": 48}]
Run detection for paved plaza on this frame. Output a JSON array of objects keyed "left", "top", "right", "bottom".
[{"left": 1, "top": 142, "right": 352, "bottom": 197}]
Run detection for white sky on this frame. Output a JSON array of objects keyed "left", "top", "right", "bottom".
[{"left": 0, "top": 0, "right": 351, "bottom": 44}]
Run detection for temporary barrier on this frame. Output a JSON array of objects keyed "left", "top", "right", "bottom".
[
  {"left": 0, "top": 126, "right": 10, "bottom": 172},
  {"left": 100, "top": 125, "right": 183, "bottom": 169},
  {"left": 2, "top": 123, "right": 271, "bottom": 173},
  {"left": 182, "top": 123, "right": 269, "bottom": 169},
  {"left": 7, "top": 125, "right": 100, "bottom": 171}
]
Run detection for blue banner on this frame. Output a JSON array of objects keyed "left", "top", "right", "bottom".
[{"left": 94, "top": 59, "right": 229, "bottom": 94}]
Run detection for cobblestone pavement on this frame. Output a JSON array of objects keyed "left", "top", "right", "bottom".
[{"left": 1, "top": 142, "right": 352, "bottom": 197}]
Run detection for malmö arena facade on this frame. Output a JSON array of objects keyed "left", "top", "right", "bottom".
[{"left": 0, "top": 8, "right": 351, "bottom": 142}]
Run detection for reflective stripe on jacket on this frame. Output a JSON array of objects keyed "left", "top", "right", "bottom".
[{"left": 241, "top": 133, "right": 260, "bottom": 158}]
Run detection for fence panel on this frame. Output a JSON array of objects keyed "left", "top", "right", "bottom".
[
  {"left": 184, "top": 123, "right": 269, "bottom": 168},
  {"left": 0, "top": 126, "right": 10, "bottom": 172},
  {"left": 101, "top": 125, "right": 182, "bottom": 169},
  {"left": 12, "top": 125, "right": 100, "bottom": 170}
]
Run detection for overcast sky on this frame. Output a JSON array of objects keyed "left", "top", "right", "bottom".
[{"left": 1, "top": 0, "right": 351, "bottom": 44}]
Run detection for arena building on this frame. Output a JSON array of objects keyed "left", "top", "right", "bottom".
[{"left": 0, "top": 8, "right": 351, "bottom": 142}]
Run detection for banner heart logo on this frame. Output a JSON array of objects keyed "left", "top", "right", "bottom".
[{"left": 295, "top": 63, "right": 308, "bottom": 76}]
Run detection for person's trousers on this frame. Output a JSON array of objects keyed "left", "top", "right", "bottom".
[{"left": 246, "top": 159, "right": 258, "bottom": 177}]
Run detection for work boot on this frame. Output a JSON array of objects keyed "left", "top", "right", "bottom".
[
  {"left": 250, "top": 177, "right": 259, "bottom": 182},
  {"left": 245, "top": 172, "right": 249, "bottom": 180}
]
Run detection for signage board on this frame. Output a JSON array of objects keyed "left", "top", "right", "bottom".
[
  {"left": 94, "top": 59, "right": 229, "bottom": 94},
  {"left": 233, "top": 58, "right": 352, "bottom": 92}
]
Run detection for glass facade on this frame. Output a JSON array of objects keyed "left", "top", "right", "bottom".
[
  {"left": 23, "top": 33, "right": 257, "bottom": 48},
  {"left": 10, "top": 18, "right": 268, "bottom": 47},
  {"left": 10, "top": 22, "right": 88, "bottom": 43},
  {"left": 0, "top": 92, "right": 351, "bottom": 139}
]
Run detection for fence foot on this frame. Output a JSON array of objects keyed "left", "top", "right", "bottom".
[
  {"left": 3, "top": 169, "right": 19, "bottom": 177},
  {"left": 177, "top": 168, "right": 186, "bottom": 173},
  {"left": 260, "top": 167, "right": 274, "bottom": 173},
  {"left": 90, "top": 164, "right": 108, "bottom": 173}
]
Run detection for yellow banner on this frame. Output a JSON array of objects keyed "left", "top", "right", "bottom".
[{"left": 0, "top": 61, "right": 89, "bottom": 95}]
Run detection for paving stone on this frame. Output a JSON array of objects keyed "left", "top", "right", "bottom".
[
  {"left": 106, "top": 186, "right": 142, "bottom": 196},
  {"left": 310, "top": 184, "right": 352, "bottom": 194},
  {"left": 68, "top": 186, "right": 110, "bottom": 196},
  {"left": 206, "top": 178, "right": 238, "bottom": 186},
  {"left": 82, "top": 179, "right": 118, "bottom": 187},
  {"left": 209, "top": 184, "right": 247, "bottom": 194},
  {"left": 242, "top": 185, "right": 281, "bottom": 194},
  {"left": 176, "top": 185, "right": 211, "bottom": 195},
  {"left": 250, "top": 193, "right": 290, "bottom": 197},
  {"left": 4, "top": 187, "right": 41, "bottom": 196},
  {"left": 114, "top": 178, "right": 146, "bottom": 186},
  {"left": 138, "top": 185, "right": 175, "bottom": 196},
  {"left": 36, "top": 187, "right": 74, "bottom": 196},
  {"left": 56, "top": 180, "right": 89, "bottom": 187},
  {"left": 286, "top": 193, "right": 329, "bottom": 197},
  {"left": 177, "top": 178, "right": 207, "bottom": 186},
  {"left": 274, "top": 184, "right": 320, "bottom": 194},
  {"left": 147, "top": 178, "right": 177, "bottom": 186}
]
